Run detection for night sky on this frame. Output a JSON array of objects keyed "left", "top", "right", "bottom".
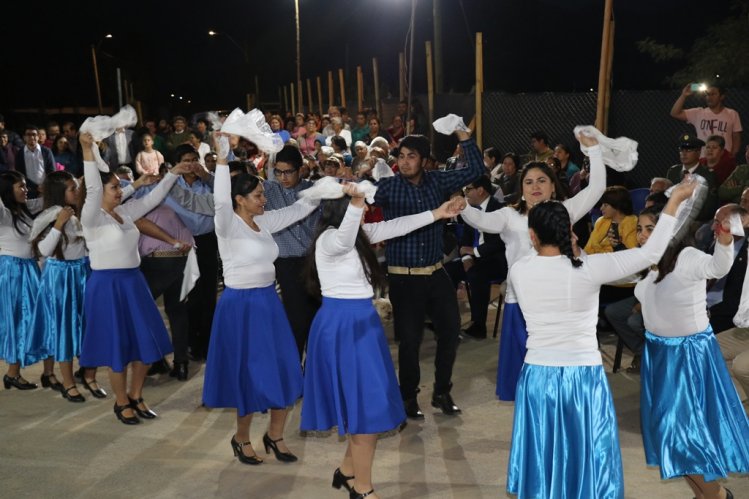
[{"left": 0, "top": 0, "right": 732, "bottom": 118}]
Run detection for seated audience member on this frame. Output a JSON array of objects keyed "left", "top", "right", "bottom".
[
  {"left": 492, "top": 153, "right": 520, "bottom": 205},
  {"left": 0, "top": 130, "right": 19, "bottom": 170},
  {"left": 204, "top": 152, "right": 218, "bottom": 173},
  {"left": 351, "top": 141, "right": 369, "bottom": 172},
  {"left": 527, "top": 130, "right": 553, "bottom": 163},
  {"left": 351, "top": 112, "right": 370, "bottom": 143},
  {"left": 666, "top": 134, "right": 718, "bottom": 222},
  {"left": 445, "top": 143, "right": 466, "bottom": 170},
  {"left": 644, "top": 191, "right": 668, "bottom": 209},
  {"left": 649, "top": 177, "right": 672, "bottom": 194},
  {"left": 387, "top": 115, "right": 406, "bottom": 144},
  {"left": 702, "top": 134, "right": 736, "bottom": 185},
  {"left": 52, "top": 135, "right": 77, "bottom": 173},
  {"left": 717, "top": 327, "right": 749, "bottom": 404},
  {"left": 568, "top": 156, "right": 590, "bottom": 196},
  {"left": 446, "top": 176, "right": 508, "bottom": 339},
  {"left": 483, "top": 147, "right": 501, "bottom": 180},
  {"left": 553, "top": 143, "right": 580, "bottom": 180},
  {"left": 719, "top": 145, "right": 749, "bottom": 204},
  {"left": 116, "top": 166, "right": 135, "bottom": 182}
]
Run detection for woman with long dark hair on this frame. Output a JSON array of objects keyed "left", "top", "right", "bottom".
[
  {"left": 78, "top": 132, "right": 192, "bottom": 424},
  {"left": 25, "top": 171, "right": 89, "bottom": 402},
  {"left": 504, "top": 182, "right": 693, "bottom": 498},
  {"left": 0, "top": 170, "right": 43, "bottom": 390},
  {"left": 202, "top": 136, "right": 319, "bottom": 465},
  {"left": 637, "top": 202, "right": 749, "bottom": 499},
  {"left": 460, "top": 134, "right": 606, "bottom": 401},
  {"left": 301, "top": 183, "right": 461, "bottom": 499}
]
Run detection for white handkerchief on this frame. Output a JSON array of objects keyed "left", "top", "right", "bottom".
[
  {"left": 371, "top": 159, "right": 394, "bottom": 181},
  {"left": 574, "top": 125, "right": 639, "bottom": 172},
  {"left": 180, "top": 248, "right": 200, "bottom": 301},
  {"left": 432, "top": 114, "right": 470, "bottom": 136},
  {"left": 220, "top": 108, "right": 284, "bottom": 154},
  {"left": 80, "top": 105, "right": 138, "bottom": 172}
]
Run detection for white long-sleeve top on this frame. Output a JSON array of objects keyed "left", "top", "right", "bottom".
[
  {"left": 509, "top": 213, "right": 676, "bottom": 366},
  {"left": 0, "top": 198, "right": 43, "bottom": 258},
  {"left": 317, "top": 204, "right": 435, "bottom": 299},
  {"left": 81, "top": 160, "right": 179, "bottom": 270},
  {"left": 635, "top": 242, "right": 734, "bottom": 337},
  {"left": 214, "top": 164, "right": 318, "bottom": 289},
  {"left": 461, "top": 146, "right": 606, "bottom": 301},
  {"left": 36, "top": 219, "right": 87, "bottom": 260}
]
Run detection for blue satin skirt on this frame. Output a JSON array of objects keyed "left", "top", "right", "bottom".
[
  {"left": 496, "top": 302, "right": 528, "bottom": 401},
  {"left": 80, "top": 268, "right": 173, "bottom": 373},
  {"left": 641, "top": 328, "right": 749, "bottom": 481},
  {"left": 301, "top": 297, "right": 406, "bottom": 435},
  {"left": 202, "top": 285, "right": 303, "bottom": 416},
  {"left": 508, "top": 363, "right": 624, "bottom": 499},
  {"left": 0, "top": 256, "right": 41, "bottom": 365},
  {"left": 25, "top": 258, "right": 90, "bottom": 364}
]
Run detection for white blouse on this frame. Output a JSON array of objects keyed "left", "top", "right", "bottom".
[
  {"left": 635, "top": 242, "right": 734, "bottom": 337},
  {"left": 317, "top": 204, "right": 435, "bottom": 299},
  {"left": 509, "top": 213, "right": 676, "bottom": 366},
  {"left": 0, "top": 198, "right": 43, "bottom": 258},
  {"left": 81, "top": 161, "right": 178, "bottom": 270},
  {"left": 461, "top": 146, "right": 606, "bottom": 301},
  {"left": 214, "top": 164, "right": 318, "bottom": 289},
  {"left": 35, "top": 218, "right": 87, "bottom": 260}
]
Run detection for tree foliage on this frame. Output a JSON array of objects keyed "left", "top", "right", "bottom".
[{"left": 637, "top": 0, "right": 749, "bottom": 86}]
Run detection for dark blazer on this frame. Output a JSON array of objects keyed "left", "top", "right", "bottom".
[
  {"left": 666, "top": 163, "right": 718, "bottom": 221},
  {"left": 460, "top": 196, "right": 506, "bottom": 260},
  {"left": 105, "top": 129, "right": 135, "bottom": 168},
  {"left": 15, "top": 145, "right": 56, "bottom": 196},
  {"left": 709, "top": 237, "right": 749, "bottom": 333}
]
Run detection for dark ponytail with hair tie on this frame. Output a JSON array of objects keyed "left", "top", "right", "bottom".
[{"left": 528, "top": 200, "right": 583, "bottom": 268}]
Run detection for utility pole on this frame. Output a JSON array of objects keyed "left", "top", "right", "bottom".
[{"left": 433, "top": 0, "right": 444, "bottom": 94}]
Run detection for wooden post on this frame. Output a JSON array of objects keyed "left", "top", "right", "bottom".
[
  {"left": 328, "top": 70, "right": 334, "bottom": 109},
  {"left": 338, "top": 68, "right": 346, "bottom": 108},
  {"left": 246, "top": 93, "right": 252, "bottom": 111},
  {"left": 129, "top": 82, "right": 135, "bottom": 104},
  {"left": 135, "top": 100, "right": 143, "bottom": 126},
  {"left": 307, "top": 78, "right": 313, "bottom": 114},
  {"left": 124, "top": 79, "right": 130, "bottom": 105},
  {"left": 398, "top": 52, "right": 406, "bottom": 102},
  {"left": 426, "top": 41, "right": 435, "bottom": 143},
  {"left": 595, "top": 0, "right": 614, "bottom": 132},
  {"left": 356, "top": 66, "right": 364, "bottom": 112},
  {"left": 283, "top": 85, "right": 289, "bottom": 113},
  {"left": 602, "top": 20, "right": 615, "bottom": 135},
  {"left": 475, "top": 32, "right": 484, "bottom": 149},
  {"left": 316, "top": 76, "right": 323, "bottom": 116},
  {"left": 290, "top": 82, "right": 296, "bottom": 115},
  {"left": 297, "top": 78, "right": 303, "bottom": 115},
  {"left": 372, "top": 57, "right": 381, "bottom": 119}
]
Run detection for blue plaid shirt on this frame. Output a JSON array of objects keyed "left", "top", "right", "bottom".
[
  {"left": 263, "top": 178, "right": 319, "bottom": 258},
  {"left": 374, "top": 138, "right": 484, "bottom": 267}
]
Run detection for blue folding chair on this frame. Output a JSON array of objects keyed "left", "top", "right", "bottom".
[{"left": 629, "top": 188, "right": 650, "bottom": 214}]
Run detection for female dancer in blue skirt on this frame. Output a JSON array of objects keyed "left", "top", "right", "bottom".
[
  {"left": 460, "top": 134, "right": 606, "bottom": 400},
  {"left": 0, "top": 170, "right": 44, "bottom": 390},
  {"left": 78, "top": 132, "right": 191, "bottom": 424},
  {"left": 636, "top": 203, "right": 749, "bottom": 499},
  {"left": 25, "top": 171, "right": 89, "bottom": 402},
  {"left": 503, "top": 182, "right": 693, "bottom": 498},
  {"left": 202, "top": 137, "right": 319, "bottom": 465},
  {"left": 301, "top": 183, "right": 461, "bottom": 499}
]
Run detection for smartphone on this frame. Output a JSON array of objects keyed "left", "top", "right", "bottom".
[
  {"left": 609, "top": 222, "right": 619, "bottom": 239},
  {"left": 690, "top": 83, "right": 706, "bottom": 92}
]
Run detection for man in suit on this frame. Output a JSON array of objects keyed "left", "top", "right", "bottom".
[
  {"left": 458, "top": 175, "right": 508, "bottom": 339},
  {"left": 666, "top": 134, "right": 718, "bottom": 222},
  {"left": 708, "top": 203, "right": 749, "bottom": 334},
  {"left": 15, "top": 125, "right": 55, "bottom": 198},
  {"left": 105, "top": 127, "right": 135, "bottom": 169}
]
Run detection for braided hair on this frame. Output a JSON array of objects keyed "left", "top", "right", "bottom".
[{"left": 528, "top": 200, "right": 583, "bottom": 268}]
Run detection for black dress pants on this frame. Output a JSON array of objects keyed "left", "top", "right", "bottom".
[
  {"left": 188, "top": 232, "right": 219, "bottom": 358},
  {"left": 274, "top": 256, "right": 321, "bottom": 359}
]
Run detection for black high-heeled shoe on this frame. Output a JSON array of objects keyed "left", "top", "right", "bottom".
[
  {"left": 62, "top": 386, "right": 86, "bottom": 403},
  {"left": 262, "top": 432, "right": 298, "bottom": 462},
  {"left": 113, "top": 402, "right": 140, "bottom": 425},
  {"left": 3, "top": 374, "right": 38, "bottom": 390},
  {"left": 332, "top": 468, "right": 355, "bottom": 492},
  {"left": 230, "top": 436, "right": 263, "bottom": 465},
  {"left": 128, "top": 396, "right": 157, "bottom": 419},
  {"left": 349, "top": 488, "right": 375, "bottom": 499},
  {"left": 41, "top": 373, "right": 64, "bottom": 392},
  {"left": 81, "top": 377, "right": 107, "bottom": 398}
]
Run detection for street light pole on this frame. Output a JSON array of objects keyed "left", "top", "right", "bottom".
[
  {"left": 91, "top": 44, "right": 103, "bottom": 113},
  {"left": 209, "top": 30, "right": 252, "bottom": 107},
  {"left": 295, "top": 0, "right": 303, "bottom": 112}
]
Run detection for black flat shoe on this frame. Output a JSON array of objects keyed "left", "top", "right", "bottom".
[
  {"left": 113, "top": 402, "right": 140, "bottom": 425},
  {"left": 332, "top": 468, "right": 355, "bottom": 492},
  {"left": 147, "top": 359, "right": 171, "bottom": 376},
  {"left": 41, "top": 373, "right": 64, "bottom": 392},
  {"left": 404, "top": 398, "right": 424, "bottom": 420},
  {"left": 262, "top": 432, "right": 298, "bottom": 462},
  {"left": 74, "top": 367, "right": 84, "bottom": 380},
  {"left": 230, "top": 436, "right": 263, "bottom": 465},
  {"left": 81, "top": 377, "right": 107, "bottom": 398},
  {"left": 62, "top": 386, "right": 86, "bottom": 403},
  {"left": 3, "top": 374, "right": 38, "bottom": 390},
  {"left": 128, "top": 396, "right": 157, "bottom": 419},
  {"left": 169, "top": 362, "right": 188, "bottom": 381},
  {"left": 350, "top": 488, "right": 375, "bottom": 498},
  {"left": 431, "top": 392, "right": 462, "bottom": 415}
]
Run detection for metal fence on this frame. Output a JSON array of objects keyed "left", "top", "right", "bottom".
[{"left": 428, "top": 89, "right": 749, "bottom": 188}]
